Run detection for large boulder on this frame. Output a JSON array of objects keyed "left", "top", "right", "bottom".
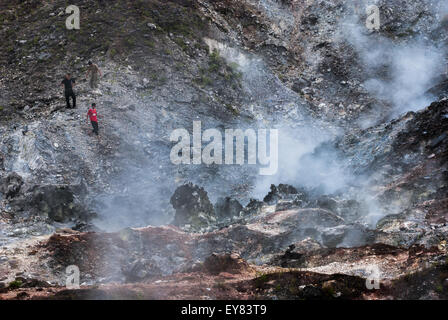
[
  {"left": 0, "top": 172, "right": 24, "bottom": 199},
  {"left": 263, "top": 184, "right": 301, "bottom": 204},
  {"left": 240, "top": 198, "right": 264, "bottom": 217},
  {"left": 202, "top": 253, "right": 252, "bottom": 275},
  {"left": 170, "top": 183, "right": 215, "bottom": 230},
  {"left": 214, "top": 197, "right": 243, "bottom": 220},
  {"left": 28, "top": 185, "right": 94, "bottom": 223},
  {"left": 121, "top": 258, "right": 163, "bottom": 282},
  {"left": 312, "top": 195, "right": 338, "bottom": 213},
  {"left": 310, "top": 196, "right": 368, "bottom": 222},
  {"left": 263, "top": 184, "right": 309, "bottom": 211}
]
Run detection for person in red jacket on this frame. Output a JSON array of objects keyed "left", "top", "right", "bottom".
[{"left": 87, "top": 103, "right": 99, "bottom": 136}]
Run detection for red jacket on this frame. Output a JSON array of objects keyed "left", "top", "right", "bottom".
[{"left": 87, "top": 108, "right": 98, "bottom": 122}]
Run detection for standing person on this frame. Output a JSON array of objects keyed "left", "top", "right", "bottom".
[
  {"left": 61, "top": 73, "right": 76, "bottom": 109},
  {"left": 85, "top": 61, "right": 102, "bottom": 89},
  {"left": 87, "top": 103, "right": 99, "bottom": 136}
]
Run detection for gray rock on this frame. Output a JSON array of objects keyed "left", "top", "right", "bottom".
[
  {"left": 0, "top": 172, "right": 24, "bottom": 199},
  {"left": 214, "top": 197, "right": 243, "bottom": 220},
  {"left": 263, "top": 184, "right": 307, "bottom": 205},
  {"left": 170, "top": 183, "right": 215, "bottom": 230}
]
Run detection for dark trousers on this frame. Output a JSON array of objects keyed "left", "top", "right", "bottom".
[
  {"left": 65, "top": 90, "right": 76, "bottom": 108},
  {"left": 91, "top": 121, "right": 99, "bottom": 135}
]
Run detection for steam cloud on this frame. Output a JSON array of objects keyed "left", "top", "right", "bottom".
[
  {"left": 93, "top": 1, "right": 447, "bottom": 232},
  {"left": 338, "top": 2, "right": 445, "bottom": 118}
]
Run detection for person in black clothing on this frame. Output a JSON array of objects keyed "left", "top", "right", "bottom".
[{"left": 61, "top": 73, "right": 76, "bottom": 109}]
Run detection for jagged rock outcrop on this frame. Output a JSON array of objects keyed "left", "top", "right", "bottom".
[
  {"left": 170, "top": 183, "right": 216, "bottom": 230},
  {"left": 8, "top": 184, "right": 94, "bottom": 223},
  {"left": 263, "top": 184, "right": 300, "bottom": 204},
  {"left": 213, "top": 197, "right": 243, "bottom": 220},
  {"left": 0, "top": 172, "right": 23, "bottom": 199},
  {"left": 30, "top": 185, "right": 93, "bottom": 223}
]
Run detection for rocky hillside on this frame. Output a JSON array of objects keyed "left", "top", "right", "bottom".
[{"left": 0, "top": 0, "right": 447, "bottom": 300}]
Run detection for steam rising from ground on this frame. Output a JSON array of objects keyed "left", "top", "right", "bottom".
[
  {"left": 253, "top": 126, "right": 348, "bottom": 197},
  {"left": 338, "top": 5, "right": 445, "bottom": 118},
  {"left": 90, "top": 2, "right": 448, "bottom": 232},
  {"left": 92, "top": 37, "right": 387, "bottom": 232},
  {"left": 204, "top": 39, "right": 384, "bottom": 226}
]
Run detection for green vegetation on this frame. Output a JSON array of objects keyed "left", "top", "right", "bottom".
[
  {"left": 254, "top": 271, "right": 270, "bottom": 289},
  {"left": 175, "top": 62, "right": 186, "bottom": 71},
  {"left": 283, "top": 276, "right": 299, "bottom": 295},
  {"left": 32, "top": 35, "right": 40, "bottom": 46},
  {"left": 194, "top": 49, "right": 242, "bottom": 89},
  {"left": 225, "top": 104, "right": 240, "bottom": 116},
  {"left": 195, "top": 69, "right": 212, "bottom": 87},
  {"left": 8, "top": 280, "right": 22, "bottom": 289},
  {"left": 167, "top": 22, "right": 192, "bottom": 37},
  {"left": 139, "top": 89, "right": 152, "bottom": 99},
  {"left": 125, "top": 37, "right": 136, "bottom": 48},
  {"left": 109, "top": 48, "right": 117, "bottom": 58},
  {"left": 229, "top": 62, "right": 240, "bottom": 72},
  {"left": 67, "top": 32, "right": 77, "bottom": 42},
  {"left": 278, "top": 73, "right": 287, "bottom": 82},
  {"left": 174, "top": 38, "right": 188, "bottom": 52},
  {"left": 208, "top": 49, "right": 221, "bottom": 73},
  {"left": 158, "top": 76, "right": 167, "bottom": 85},
  {"left": 322, "top": 285, "right": 336, "bottom": 297},
  {"left": 146, "top": 72, "right": 168, "bottom": 87},
  {"left": 145, "top": 39, "right": 156, "bottom": 49},
  {"left": 213, "top": 280, "right": 228, "bottom": 290},
  {"left": 135, "top": 291, "right": 145, "bottom": 300}
]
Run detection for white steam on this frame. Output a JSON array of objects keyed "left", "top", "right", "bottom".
[
  {"left": 253, "top": 125, "right": 350, "bottom": 197},
  {"left": 338, "top": 10, "right": 444, "bottom": 118}
]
